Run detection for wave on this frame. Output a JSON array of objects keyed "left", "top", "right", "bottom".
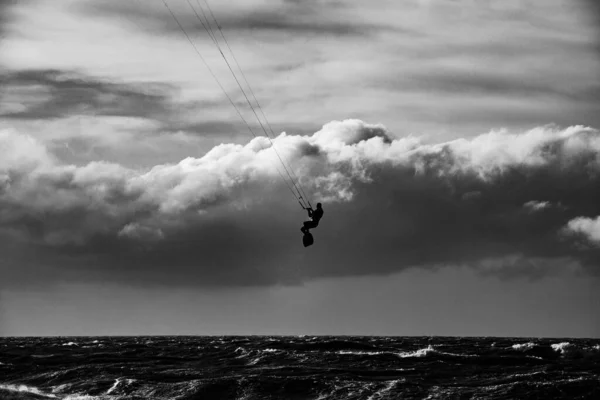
[
  {"left": 286, "top": 339, "right": 386, "bottom": 353},
  {"left": 0, "top": 384, "right": 58, "bottom": 400},
  {"left": 511, "top": 342, "right": 536, "bottom": 351},
  {"left": 261, "top": 348, "right": 279, "bottom": 353},
  {"left": 495, "top": 340, "right": 600, "bottom": 361},
  {"left": 551, "top": 342, "right": 600, "bottom": 359},
  {"left": 333, "top": 345, "right": 478, "bottom": 360},
  {"left": 366, "top": 379, "right": 400, "bottom": 400},
  {"left": 337, "top": 350, "right": 397, "bottom": 357},
  {"left": 105, "top": 378, "right": 136, "bottom": 395},
  {"left": 0, "top": 383, "right": 120, "bottom": 400},
  {"left": 2, "top": 336, "right": 598, "bottom": 400},
  {"left": 398, "top": 345, "right": 437, "bottom": 358},
  {"left": 398, "top": 345, "right": 477, "bottom": 359}
]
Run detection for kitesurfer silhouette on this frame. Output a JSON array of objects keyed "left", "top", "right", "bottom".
[{"left": 300, "top": 203, "right": 324, "bottom": 234}]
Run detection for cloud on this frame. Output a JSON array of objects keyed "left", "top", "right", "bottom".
[
  {"left": 3, "top": 0, "right": 599, "bottom": 144},
  {"left": 0, "top": 0, "right": 15, "bottom": 38},
  {"left": 564, "top": 216, "right": 600, "bottom": 246},
  {"left": 0, "top": 69, "right": 176, "bottom": 121},
  {"left": 79, "top": 0, "right": 395, "bottom": 39},
  {"left": 524, "top": 200, "right": 551, "bottom": 212},
  {"left": 395, "top": 70, "right": 600, "bottom": 103},
  {"left": 118, "top": 222, "right": 164, "bottom": 241},
  {"left": 1, "top": 119, "right": 600, "bottom": 289}
]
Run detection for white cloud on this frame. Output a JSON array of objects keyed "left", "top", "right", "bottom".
[
  {"left": 118, "top": 223, "right": 164, "bottom": 241},
  {"left": 524, "top": 200, "right": 551, "bottom": 212},
  {"left": 1, "top": 120, "right": 599, "bottom": 248},
  {"left": 565, "top": 216, "right": 600, "bottom": 245}
]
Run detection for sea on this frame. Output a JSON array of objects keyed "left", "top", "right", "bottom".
[{"left": 0, "top": 336, "right": 599, "bottom": 399}]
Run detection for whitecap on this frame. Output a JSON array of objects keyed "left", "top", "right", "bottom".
[
  {"left": 262, "top": 348, "right": 279, "bottom": 353},
  {"left": 0, "top": 384, "right": 59, "bottom": 398},
  {"left": 512, "top": 342, "right": 535, "bottom": 350},
  {"left": 398, "top": 345, "right": 437, "bottom": 358},
  {"left": 106, "top": 379, "right": 121, "bottom": 395},
  {"left": 366, "top": 379, "right": 401, "bottom": 400},
  {"left": 397, "top": 345, "right": 477, "bottom": 359},
  {"left": 551, "top": 342, "right": 572, "bottom": 354},
  {"left": 337, "top": 350, "right": 391, "bottom": 356}
]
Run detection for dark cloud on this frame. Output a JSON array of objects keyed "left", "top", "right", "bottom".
[
  {"left": 580, "top": 0, "right": 600, "bottom": 52},
  {"left": 168, "top": 120, "right": 261, "bottom": 137},
  {"left": 0, "top": 69, "right": 177, "bottom": 121},
  {"left": 376, "top": 59, "right": 600, "bottom": 105},
  {"left": 77, "top": 1, "right": 401, "bottom": 39},
  {"left": 0, "top": 69, "right": 268, "bottom": 143},
  {"left": 1, "top": 120, "right": 600, "bottom": 289},
  {"left": 0, "top": 0, "right": 16, "bottom": 39},
  {"left": 206, "top": 12, "right": 383, "bottom": 37},
  {"left": 403, "top": 71, "right": 600, "bottom": 103}
]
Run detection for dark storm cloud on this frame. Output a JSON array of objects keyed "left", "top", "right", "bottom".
[
  {"left": 0, "top": 0, "right": 16, "bottom": 39},
  {"left": 0, "top": 69, "right": 176, "bottom": 121},
  {"left": 200, "top": 11, "right": 384, "bottom": 37},
  {"left": 77, "top": 1, "right": 398, "bottom": 39},
  {"left": 401, "top": 71, "right": 600, "bottom": 103},
  {"left": 580, "top": 0, "right": 600, "bottom": 52},
  {"left": 167, "top": 120, "right": 260, "bottom": 137},
  {"left": 1, "top": 120, "right": 600, "bottom": 289}
]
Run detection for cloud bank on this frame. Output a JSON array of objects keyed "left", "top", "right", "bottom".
[{"left": 1, "top": 120, "right": 600, "bottom": 288}]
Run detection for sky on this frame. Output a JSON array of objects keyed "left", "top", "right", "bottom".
[{"left": 0, "top": 0, "right": 599, "bottom": 338}]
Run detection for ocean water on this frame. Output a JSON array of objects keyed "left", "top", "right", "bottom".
[{"left": 0, "top": 336, "right": 599, "bottom": 399}]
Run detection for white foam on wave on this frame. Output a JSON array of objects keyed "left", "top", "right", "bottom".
[
  {"left": 337, "top": 350, "right": 394, "bottom": 356},
  {"left": 398, "top": 345, "right": 437, "bottom": 358},
  {"left": 106, "top": 378, "right": 135, "bottom": 395},
  {"left": 324, "top": 381, "right": 380, "bottom": 399},
  {"left": 535, "top": 376, "right": 590, "bottom": 386},
  {"left": 366, "top": 379, "right": 400, "bottom": 400},
  {"left": 509, "top": 371, "right": 547, "bottom": 379},
  {"left": 551, "top": 342, "right": 600, "bottom": 358},
  {"left": 551, "top": 342, "right": 573, "bottom": 355},
  {"left": 234, "top": 347, "right": 250, "bottom": 359},
  {"left": 336, "top": 346, "right": 443, "bottom": 358},
  {"left": 399, "top": 345, "right": 478, "bottom": 359},
  {"left": 0, "top": 383, "right": 111, "bottom": 400},
  {"left": 0, "top": 384, "right": 58, "bottom": 398},
  {"left": 262, "top": 348, "right": 279, "bottom": 353},
  {"left": 106, "top": 379, "right": 121, "bottom": 395},
  {"left": 512, "top": 342, "right": 536, "bottom": 350},
  {"left": 52, "top": 383, "right": 75, "bottom": 394},
  {"left": 247, "top": 355, "right": 264, "bottom": 365},
  {"left": 62, "top": 342, "right": 79, "bottom": 347}
]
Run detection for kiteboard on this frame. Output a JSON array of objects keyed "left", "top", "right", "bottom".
[{"left": 302, "top": 232, "right": 314, "bottom": 247}]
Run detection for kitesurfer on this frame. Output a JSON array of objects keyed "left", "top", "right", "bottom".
[{"left": 301, "top": 203, "right": 324, "bottom": 234}]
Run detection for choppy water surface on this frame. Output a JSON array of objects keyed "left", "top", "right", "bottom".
[{"left": 1, "top": 336, "right": 599, "bottom": 399}]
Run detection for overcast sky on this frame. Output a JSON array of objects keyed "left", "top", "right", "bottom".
[{"left": 1, "top": 0, "right": 599, "bottom": 337}]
